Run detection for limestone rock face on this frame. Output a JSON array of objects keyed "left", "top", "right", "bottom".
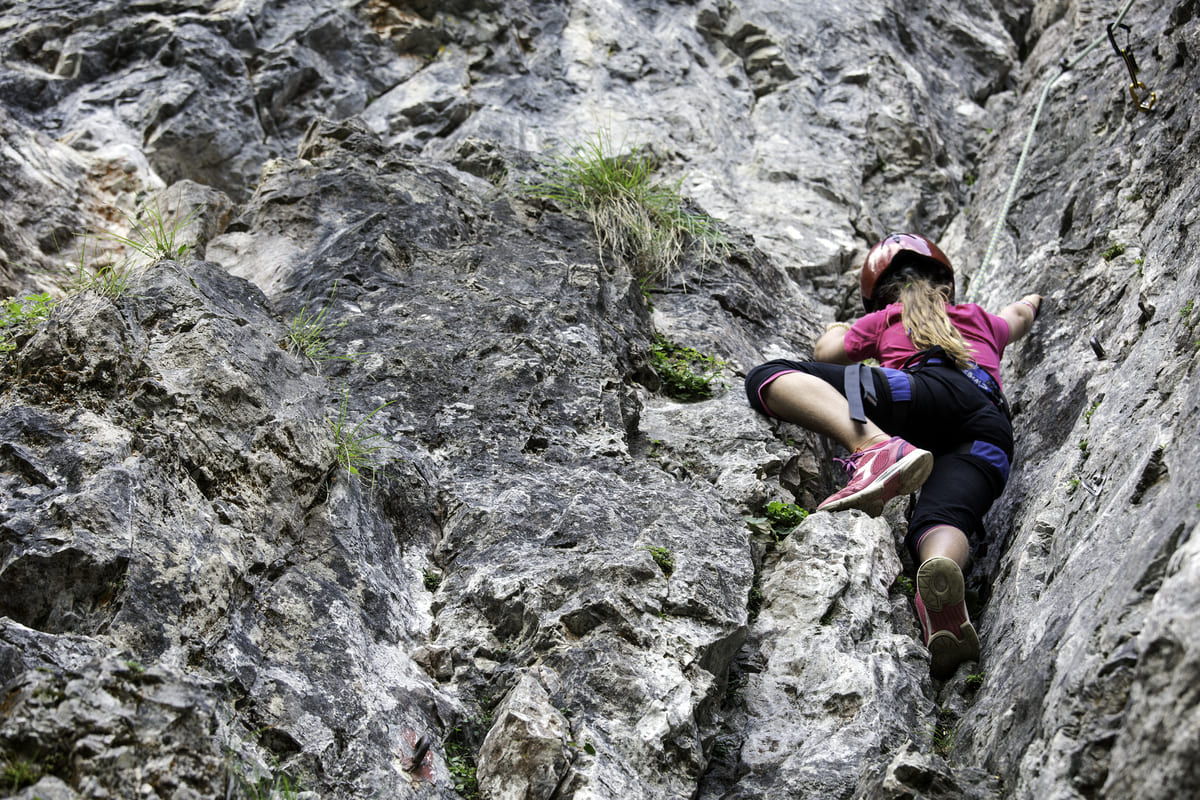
[{"left": 0, "top": 0, "right": 1198, "bottom": 799}]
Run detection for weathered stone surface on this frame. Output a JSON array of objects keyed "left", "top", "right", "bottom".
[{"left": 0, "top": 0, "right": 1198, "bottom": 798}]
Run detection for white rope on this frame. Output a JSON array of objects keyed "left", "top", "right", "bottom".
[{"left": 969, "top": 0, "right": 1141, "bottom": 301}]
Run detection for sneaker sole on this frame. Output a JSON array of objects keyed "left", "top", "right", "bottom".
[
  {"left": 928, "top": 625, "right": 980, "bottom": 680},
  {"left": 916, "top": 556, "right": 964, "bottom": 612},
  {"left": 918, "top": 557, "right": 980, "bottom": 679},
  {"left": 818, "top": 447, "right": 933, "bottom": 516}
]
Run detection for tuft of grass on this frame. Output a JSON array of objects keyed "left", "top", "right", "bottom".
[
  {"left": 286, "top": 282, "right": 356, "bottom": 366},
  {"left": 1101, "top": 243, "right": 1126, "bottom": 261},
  {"left": 524, "top": 130, "right": 725, "bottom": 281},
  {"left": 964, "top": 672, "right": 984, "bottom": 691},
  {"left": 1, "top": 758, "right": 42, "bottom": 793},
  {"left": 646, "top": 546, "right": 674, "bottom": 577},
  {"left": 329, "top": 390, "right": 395, "bottom": 486},
  {"left": 892, "top": 575, "right": 916, "bottom": 598},
  {"left": 103, "top": 197, "right": 199, "bottom": 264},
  {"left": 929, "top": 708, "right": 959, "bottom": 759},
  {"left": 224, "top": 757, "right": 302, "bottom": 800},
  {"left": 62, "top": 233, "right": 140, "bottom": 297},
  {"left": 0, "top": 292, "right": 54, "bottom": 354},
  {"left": 649, "top": 335, "right": 726, "bottom": 401}
]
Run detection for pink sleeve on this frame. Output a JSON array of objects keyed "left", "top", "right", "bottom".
[
  {"left": 843, "top": 309, "right": 887, "bottom": 362},
  {"left": 989, "top": 310, "right": 1011, "bottom": 349}
]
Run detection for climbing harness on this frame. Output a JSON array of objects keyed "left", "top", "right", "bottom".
[
  {"left": 1108, "top": 23, "right": 1157, "bottom": 113},
  {"left": 901, "top": 347, "right": 1013, "bottom": 421},
  {"left": 844, "top": 362, "right": 878, "bottom": 424},
  {"left": 970, "top": 0, "right": 1155, "bottom": 301}
]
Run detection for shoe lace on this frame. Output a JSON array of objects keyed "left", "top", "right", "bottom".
[{"left": 832, "top": 450, "right": 864, "bottom": 478}]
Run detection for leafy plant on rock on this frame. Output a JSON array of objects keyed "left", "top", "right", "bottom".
[
  {"left": 524, "top": 130, "right": 725, "bottom": 281},
  {"left": 444, "top": 726, "right": 479, "bottom": 799},
  {"left": 649, "top": 335, "right": 726, "bottom": 401},
  {"left": 764, "top": 501, "right": 807, "bottom": 530},
  {"left": 647, "top": 545, "right": 674, "bottom": 577},
  {"left": 0, "top": 292, "right": 54, "bottom": 354}
]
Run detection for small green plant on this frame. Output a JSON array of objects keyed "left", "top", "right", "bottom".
[
  {"left": 764, "top": 501, "right": 807, "bottom": 530},
  {"left": 103, "top": 197, "right": 199, "bottom": 263},
  {"left": 649, "top": 336, "right": 725, "bottom": 401},
  {"left": 646, "top": 546, "right": 674, "bottom": 577},
  {"left": 1067, "top": 476, "right": 1081, "bottom": 492},
  {"left": 524, "top": 130, "right": 725, "bottom": 281},
  {"left": 747, "top": 583, "right": 764, "bottom": 621},
  {"left": 62, "top": 233, "right": 140, "bottom": 298},
  {"left": 964, "top": 672, "right": 985, "bottom": 690},
  {"left": 1, "top": 758, "right": 42, "bottom": 793},
  {"left": 237, "top": 770, "right": 302, "bottom": 800},
  {"left": 931, "top": 717, "right": 957, "bottom": 757},
  {"left": 225, "top": 758, "right": 302, "bottom": 800},
  {"left": 329, "top": 390, "right": 395, "bottom": 486},
  {"left": 423, "top": 569, "right": 442, "bottom": 592},
  {"left": 0, "top": 292, "right": 54, "bottom": 353},
  {"left": 1181, "top": 300, "right": 1195, "bottom": 321},
  {"left": 287, "top": 282, "right": 358, "bottom": 366},
  {"left": 964, "top": 173, "right": 976, "bottom": 187},
  {"left": 1101, "top": 243, "right": 1126, "bottom": 261},
  {"left": 444, "top": 727, "right": 479, "bottom": 799},
  {"left": 892, "top": 575, "right": 915, "bottom": 598},
  {"left": 1083, "top": 398, "right": 1101, "bottom": 425},
  {"left": 1078, "top": 438, "right": 1089, "bottom": 452}
]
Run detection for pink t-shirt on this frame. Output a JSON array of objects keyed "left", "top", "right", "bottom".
[{"left": 843, "top": 302, "right": 1011, "bottom": 388}]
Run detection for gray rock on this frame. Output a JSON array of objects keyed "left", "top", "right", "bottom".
[{"left": 0, "top": 0, "right": 1198, "bottom": 798}]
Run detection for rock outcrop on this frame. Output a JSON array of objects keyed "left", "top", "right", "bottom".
[{"left": 0, "top": 1, "right": 1197, "bottom": 799}]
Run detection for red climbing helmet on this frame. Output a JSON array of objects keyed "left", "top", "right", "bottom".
[{"left": 860, "top": 232, "right": 954, "bottom": 311}]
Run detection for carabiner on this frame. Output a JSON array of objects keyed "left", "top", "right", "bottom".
[{"left": 1107, "top": 23, "right": 1157, "bottom": 113}]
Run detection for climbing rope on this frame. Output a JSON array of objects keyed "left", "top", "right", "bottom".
[{"left": 969, "top": 0, "right": 1150, "bottom": 301}]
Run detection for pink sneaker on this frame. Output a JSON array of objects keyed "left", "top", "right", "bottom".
[
  {"left": 914, "top": 556, "right": 980, "bottom": 679},
  {"left": 816, "top": 436, "right": 933, "bottom": 516}
]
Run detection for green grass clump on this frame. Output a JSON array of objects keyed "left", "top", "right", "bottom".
[
  {"left": 56, "top": 195, "right": 199, "bottom": 298},
  {"left": 103, "top": 198, "right": 198, "bottom": 263},
  {"left": 1, "top": 758, "right": 42, "bottom": 793},
  {"left": 329, "top": 391, "right": 395, "bottom": 486},
  {"left": 287, "top": 282, "right": 358, "bottom": 367},
  {"left": 525, "top": 130, "right": 725, "bottom": 281},
  {"left": 1101, "top": 243, "right": 1126, "bottom": 261},
  {"left": 0, "top": 292, "right": 54, "bottom": 353},
  {"left": 649, "top": 336, "right": 725, "bottom": 401}
]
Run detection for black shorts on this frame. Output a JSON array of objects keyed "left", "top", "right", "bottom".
[{"left": 745, "top": 359, "right": 1013, "bottom": 560}]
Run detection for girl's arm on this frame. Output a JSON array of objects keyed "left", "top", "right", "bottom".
[
  {"left": 814, "top": 322, "right": 855, "bottom": 364},
  {"left": 999, "top": 294, "right": 1042, "bottom": 343}
]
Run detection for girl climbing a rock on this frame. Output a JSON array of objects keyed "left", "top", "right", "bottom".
[{"left": 745, "top": 233, "right": 1041, "bottom": 679}]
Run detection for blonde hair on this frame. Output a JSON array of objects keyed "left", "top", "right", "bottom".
[{"left": 895, "top": 277, "right": 975, "bottom": 369}]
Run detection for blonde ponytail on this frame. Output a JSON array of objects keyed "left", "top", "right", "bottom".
[{"left": 898, "top": 278, "right": 975, "bottom": 369}]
